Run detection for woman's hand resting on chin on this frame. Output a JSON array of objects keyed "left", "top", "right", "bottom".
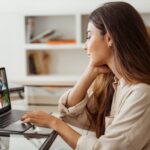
[{"left": 85, "top": 60, "right": 111, "bottom": 79}]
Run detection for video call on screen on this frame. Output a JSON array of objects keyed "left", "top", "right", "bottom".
[{"left": 0, "top": 69, "right": 10, "bottom": 109}]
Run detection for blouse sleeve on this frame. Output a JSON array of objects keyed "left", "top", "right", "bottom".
[
  {"left": 76, "top": 84, "right": 150, "bottom": 150},
  {"left": 58, "top": 89, "right": 94, "bottom": 129}
]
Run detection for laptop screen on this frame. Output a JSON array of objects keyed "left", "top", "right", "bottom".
[{"left": 0, "top": 67, "right": 11, "bottom": 116}]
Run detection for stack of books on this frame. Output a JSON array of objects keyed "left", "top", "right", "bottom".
[
  {"left": 27, "top": 51, "right": 50, "bottom": 75},
  {"left": 31, "top": 29, "right": 76, "bottom": 44}
]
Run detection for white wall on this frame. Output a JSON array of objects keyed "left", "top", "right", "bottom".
[
  {"left": 0, "top": 0, "right": 150, "bottom": 80},
  {"left": 0, "top": 12, "right": 25, "bottom": 80},
  {"left": 0, "top": 0, "right": 150, "bottom": 13}
]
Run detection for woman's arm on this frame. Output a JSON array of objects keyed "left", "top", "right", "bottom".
[
  {"left": 21, "top": 111, "right": 80, "bottom": 149},
  {"left": 22, "top": 84, "right": 150, "bottom": 150},
  {"left": 67, "top": 62, "right": 110, "bottom": 107},
  {"left": 53, "top": 117, "right": 80, "bottom": 149}
]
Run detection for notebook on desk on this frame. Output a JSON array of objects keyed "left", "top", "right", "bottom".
[{"left": 0, "top": 67, "right": 32, "bottom": 134}]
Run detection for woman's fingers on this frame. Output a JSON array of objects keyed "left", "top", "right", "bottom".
[
  {"left": 21, "top": 111, "right": 52, "bottom": 128},
  {"left": 21, "top": 112, "right": 38, "bottom": 123},
  {"left": 22, "top": 117, "right": 32, "bottom": 123},
  {"left": 96, "top": 65, "right": 111, "bottom": 74}
]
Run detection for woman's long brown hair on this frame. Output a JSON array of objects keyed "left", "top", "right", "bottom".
[{"left": 88, "top": 2, "right": 150, "bottom": 138}]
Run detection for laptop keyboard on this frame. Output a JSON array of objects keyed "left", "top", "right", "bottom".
[{"left": 0, "top": 110, "right": 26, "bottom": 128}]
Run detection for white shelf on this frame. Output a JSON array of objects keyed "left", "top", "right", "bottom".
[
  {"left": 25, "top": 43, "right": 84, "bottom": 50},
  {"left": 24, "top": 13, "right": 89, "bottom": 86},
  {"left": 10, "top": 75, "right": 80, "bottom": 86},
  {"left": 24, "top": 13, "right": 89, "bottom": 78}
]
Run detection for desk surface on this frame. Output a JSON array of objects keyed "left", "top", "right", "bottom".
[
  {"left": 0, "top": 128, "right": 54, "bottom": 150},
  {"left": 11, "top": 99, "right": 72, "bottom": 150},
  {"left": 0, "top": 134, "right": 47, "bottom": 150}
]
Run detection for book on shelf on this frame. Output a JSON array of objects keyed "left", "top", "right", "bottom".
[
  {"left": 31, "top": 29, "right": 63, "bottom": 43},
  {"left": 47, "top": 39, "right": 76, "bottom": 44},
  {"left": 30, "top": 28, "right": 75, "bottom": 44},
  {"left": 26, "top": 17, "right": 34, "bottom": 43},
  {"left": 31, "top": 29, "right": 56, "bottom": 43},
  {"left": 28, "top": 53, "right": 37, "bottom": 74},
  {"left": 27, "top": 51, "right": 50, "bottom": 75}
]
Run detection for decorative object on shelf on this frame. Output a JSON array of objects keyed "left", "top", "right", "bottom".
[{"left": 26, "top": 17, "right": 34, "bottom": 43}]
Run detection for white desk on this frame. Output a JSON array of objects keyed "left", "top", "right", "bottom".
[
  {"left": 11, "top": 99, "right": 95, "bottom": 150},
  {"left": 11, "top": 99, "right": 72, "bottom": 150}
]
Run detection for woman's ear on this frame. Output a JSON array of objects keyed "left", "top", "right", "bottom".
[{"left": 105, "top": 32, "right": 113, "bottom": 47}]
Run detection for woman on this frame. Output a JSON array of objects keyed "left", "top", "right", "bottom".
[{"left": 21, "top": 2, "right": 150, "bottom": 149}]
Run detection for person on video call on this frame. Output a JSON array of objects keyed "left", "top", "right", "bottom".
[
  {"left": 0, "top": 93, "right": 3, "bottom": 108},
  {"left": 0, "top": 80, "right": 3, "bottom": 108},
  {"left": 22, "top": 2, "right": 150, "bottom": 150}
]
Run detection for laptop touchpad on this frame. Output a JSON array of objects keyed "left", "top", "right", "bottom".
[{"left": 3, "top": 120, "right": 32, "bottom": 133}]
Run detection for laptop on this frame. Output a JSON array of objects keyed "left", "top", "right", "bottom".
[{"left": 0, "top": 67, "right": 32, "bottom": 134}]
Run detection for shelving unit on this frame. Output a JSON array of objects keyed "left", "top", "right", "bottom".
[
  {"left": 24, "top": 14, "right": 89, "bottom": 81},
  {"left": 24, "top": 12, "right": 150, "bottom": 82},
  {"left": 24, "top": 12, "right": 150, "bottom": 81},
  {"left": 23, "top": 13, "right": 89, "bottom": 104}
]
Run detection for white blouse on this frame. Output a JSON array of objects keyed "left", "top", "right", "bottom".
[{"left": 58, "top": 79, "right": 150, "bottom": 150}]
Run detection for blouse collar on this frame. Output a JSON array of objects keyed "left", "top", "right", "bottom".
[{"left": 113, "top": 77, "right": 126, "bottom": 91}]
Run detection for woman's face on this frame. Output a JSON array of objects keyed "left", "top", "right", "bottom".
[{"left": 85, "top": 21, "right": 113, "bottom": 67}]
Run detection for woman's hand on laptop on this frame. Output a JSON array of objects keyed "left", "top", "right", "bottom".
[
  {"left": 21, "top": 111, "right": 60, "bottom": 129},
  {"left": 21, "top": 111, "right": 81, "bottom": 149}
]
